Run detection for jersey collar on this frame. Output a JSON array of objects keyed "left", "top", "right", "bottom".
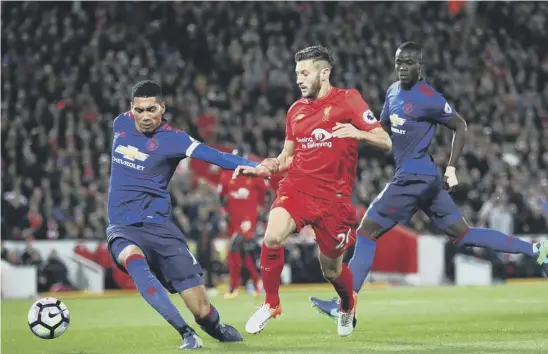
[{"left": 399, "top": 78, "right": 426, "bottom": 91}]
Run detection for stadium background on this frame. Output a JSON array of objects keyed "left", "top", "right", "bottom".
[{"left": 1, "top": 1, "right": 547, "bottom": 298}]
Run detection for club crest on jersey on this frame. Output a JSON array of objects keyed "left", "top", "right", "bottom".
[
  {"left": 146, "top": 138, "right": 159, "bottom": 151},
  {"left": 312, "top": 128, "right": 332, "bottom": 141},
  {"left": 363, "top": 110, "right": 377, "bottom": 124},
  {"left": 403, "top": 103, "right": 413, "bottom": 114},
  {"left": 322, "top": 106, "right": 332, "bottom": 121},
  {"left": 389, "top": 114, "right": 406, "bottom": 135},
  {"left": 115, "top": 145, "right": 149, "bottom": 162}
]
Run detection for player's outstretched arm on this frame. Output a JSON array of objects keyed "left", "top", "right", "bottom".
[
  {"left": 182, "top": 134, "right": 258, "bottom": 170},
  {"left": 231, "top": 140, "right": 294, "bottom": 180}
]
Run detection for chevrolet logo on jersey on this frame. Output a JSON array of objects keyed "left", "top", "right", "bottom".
[
  {"left": 115, "top": 145, "right": 149, "bottom": 162},
  {"left": 389, "top": 114, "right": 406, "bottom": 135}
]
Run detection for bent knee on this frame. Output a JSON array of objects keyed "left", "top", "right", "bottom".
[
  {"left": 321, "top": 267, "right": 342, "bottom": 281},
  {"left": 358, "top": 217, "right": 387, "bottom": 239},
  {"left": 264, "top": 207, "right": 296, "bottom": 247},
  {"left": 116, "top": 243, "right": 145, "bottom": 267},
  {"left": 320, "top": 261, "right": 343, "bottom": 281},
  {"left": 444, "top": 219, "right": 469, "bottom": 241},
  {"left": 263, "top": 230, "right": 287, "bottom": 247}
]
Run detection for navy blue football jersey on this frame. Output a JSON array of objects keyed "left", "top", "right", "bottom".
[
  {"left": 380, "top": 80, "right": 455, "bottom": 176},
  {"left": 108, "top": 112, "right": 256, "bottom": 225}
]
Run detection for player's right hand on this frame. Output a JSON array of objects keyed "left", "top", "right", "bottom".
[
  {"left": 232, "top": 165, "right": 272, "bottom": 179},
  {"left": 260, "top": 157, "right": 280, "bottom": 173},
  {"left": 444, "top": 166, "right": 458, "bottom": 192}
]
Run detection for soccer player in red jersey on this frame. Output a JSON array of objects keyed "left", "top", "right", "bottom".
[
  {"left": 233, "top": 46, "right": 392, "bottom": 337},
  {"left": 218, "top": 150, "right": 270, "bottom": 299}
]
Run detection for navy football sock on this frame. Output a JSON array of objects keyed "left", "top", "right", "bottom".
[
  {"left": 195, "top": 305, "right": 220, "bottom": 329},
  {"left": 456, "top": 227, "right": 535, "bottom": 257},
  {"left": 125, "top": 254, "right": 190, "bottom": 336},
  {"left": 349, "top": 232, "right": 377, "bottom": 293}
]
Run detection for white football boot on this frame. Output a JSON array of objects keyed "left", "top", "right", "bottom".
[
  {"left": 245, "top": 303, "right": 282, "bottom": 334},
  {"left": 337, "top": 292, "right": 358, "bottom": 337}
]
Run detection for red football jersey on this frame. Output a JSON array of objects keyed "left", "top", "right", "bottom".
[
  {"left": 282, "top": 87, "right": 380, "bottom": 201},
  {"left": 218, "top": 170, "right": 270, "bottom": 219}
]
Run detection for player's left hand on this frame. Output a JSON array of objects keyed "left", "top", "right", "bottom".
[
  {"left": 332, "top": 123, "right": 360, "bottom": 140},
  {"left": 444, "top": 166, "right": 458, "bottom": 192},
  {"left": 232, "top": 165, "right": 272, "bottom": 179}
]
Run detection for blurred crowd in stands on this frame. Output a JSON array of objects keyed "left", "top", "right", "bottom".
[{"left": 2, "top": 2, "right": 547, "bottom": 251}]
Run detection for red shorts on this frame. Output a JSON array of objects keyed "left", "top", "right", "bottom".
[
  {"left": 228, "top": 217, "right": 256, "bottom": 240},
  {"left": 271, "top": 184, "right": 357, "bottom": 258}
]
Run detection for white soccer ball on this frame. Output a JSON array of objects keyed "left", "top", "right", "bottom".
[{"left": 27, "top": 297, "right": 70, "bottom": 339}]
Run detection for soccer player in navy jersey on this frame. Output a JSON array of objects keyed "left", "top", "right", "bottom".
[
  {"left": 310, "top": 42, "right": 548, "bottom": 318},
  {"left": 106, "top": 80, "right": 272, "bottom": 349}
]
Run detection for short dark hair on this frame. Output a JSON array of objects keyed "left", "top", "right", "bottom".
[
  {"left": 398, "top": 41, "right": 422, "bottom": 53},
  {"left": 398, "top": 42, "right": 423, "bottom": 63},
  {"left": 131, "top": 80, "right": 163, "bottom": 100},
  {"left": 294, "top": 45, "right": 334, "bottom": 67}
]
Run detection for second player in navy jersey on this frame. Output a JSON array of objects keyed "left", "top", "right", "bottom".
[
  {"left": 106, "top": 80, "right": 273, "bottom": 350},
  {"left": 310, "top": 42, "right": 548, "bottom": 318}
]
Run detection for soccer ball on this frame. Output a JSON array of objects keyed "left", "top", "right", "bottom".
[{"left": 27, "top": 297, "right": 70, "bottom": 339}]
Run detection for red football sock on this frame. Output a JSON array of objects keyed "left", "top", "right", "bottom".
[
  {"left": 260, "top": 242, "right": 284, "bottom": 307},
  {"left": 329, "top": 264, "right": 355, "bottom": 312},
  {"left": 227, "top": 251, "right": 242, "bottom": 290},
  {"left": 244, "top": 253, "right": 260, "bottom": 284}
]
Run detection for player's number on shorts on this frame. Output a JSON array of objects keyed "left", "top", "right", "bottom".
[{"left": 336, "top": 229, "right": 352, "bottom": 249}]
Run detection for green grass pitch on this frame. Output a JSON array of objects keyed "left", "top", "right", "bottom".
[{"left": 2, "top": 283, "right": 547, "bottom": 353}]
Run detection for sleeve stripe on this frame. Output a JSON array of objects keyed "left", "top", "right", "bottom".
[{"left": 185, "top": 141, "right": 201, "bottom": 157}]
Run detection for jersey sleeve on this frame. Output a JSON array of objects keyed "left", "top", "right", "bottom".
[
  {"left": 429, "top": 94, "right": 455, "bottom": 124},
  {"left": 346, "top": 89, "right": 381, "bottom": 131},
  {"left": 168, "top": 131, "right": 258, "bottom": 169},
  {"left": 285, "top": 109, "right": 295, "bottom": 141},
  {"left": 167, "top": 130, "right": 197, "bottom": 158}
]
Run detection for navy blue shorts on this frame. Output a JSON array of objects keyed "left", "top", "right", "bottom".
[
  {"left": 365, "top": 173, "right": 462, "bottom": 233},
  {"left": 106, "top": 221, "right": 203, "bottom": 294}
]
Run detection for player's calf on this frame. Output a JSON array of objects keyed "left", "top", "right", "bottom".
[
  {"left": 245, "top": 207, "right": 295, "bottom": 334},
  {"left": 446, "top": 219, "right": 538, "bottom": 258},
  {"left": 318, "top": 253, "right": 355, "bottom": 312},
  {"left": 310, "top": 229, "right": 379, "bottom": 318},
  {"left": 261, "top": 207, "right": 296, "bottom": 307},
  {"left": 226, "top": 236, "right": 244, "bottom": 297},
  {"left": 110, "top": 238, "right": 197, "bottom": 342}
]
